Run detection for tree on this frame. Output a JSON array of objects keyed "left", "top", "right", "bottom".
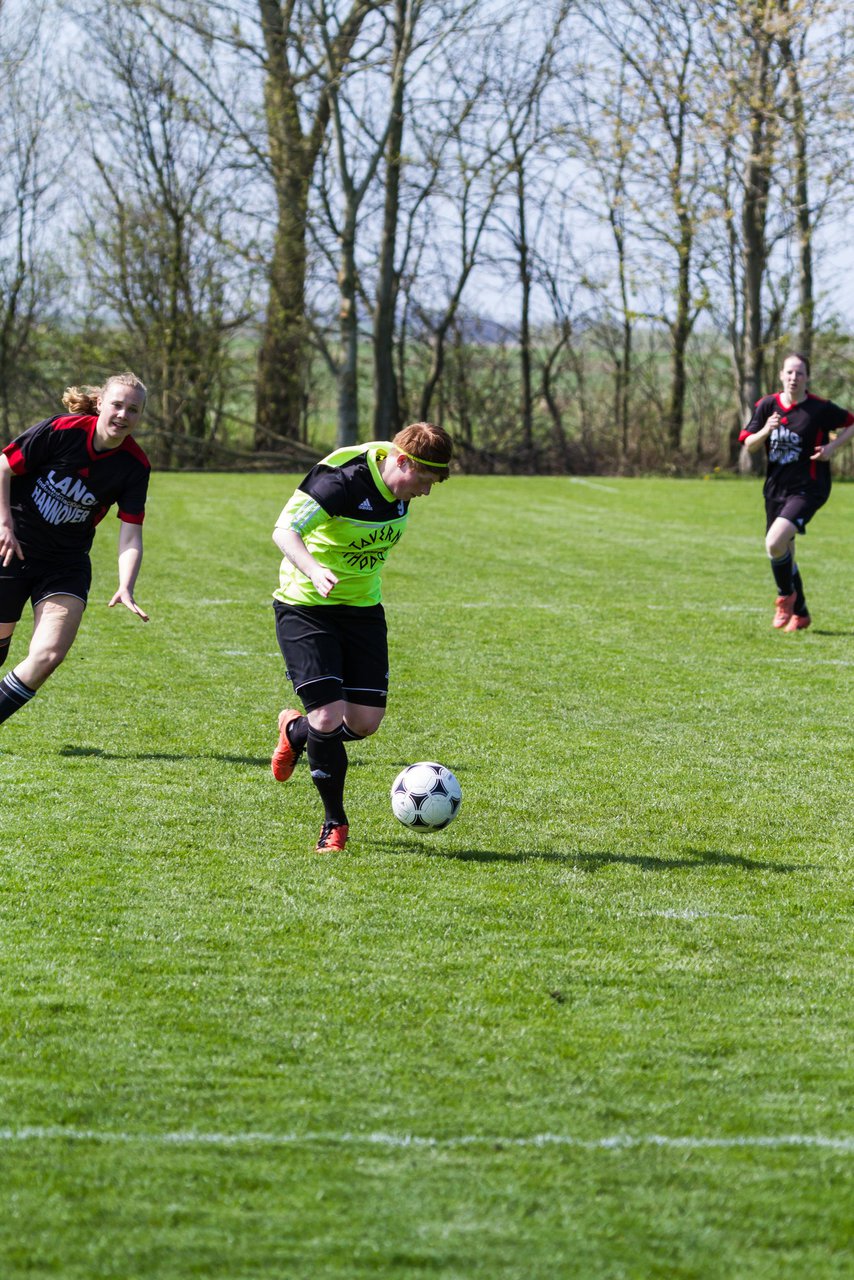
[
  {"left": 536, "top": 225, "right": 599, "bottom": 468},
  {"left": 777, "top": 4, "right": 813, "bottom": 357},
  {"left": 773, "top": 0, "right": 854, "bottom": 362},
  {"left": 703, "top": 0, "right": 854, "bottom": 467},
  {"left": 371, "top": 0, "right": 417, "bottom": 437},
  {"left": 129, "top": 0, "right": 383, "bottom": 449},
  {"left": 366, "top": 0, "right": 487, "bottom": 436},
  {"left": 737, "top": 3, "right": 778, "bottom": 416},
  {"left": 0, "top": 1, "right": 64, "bottom": 434},
  {"left": 68, "top": 4, "right": 249, "bottom": 466},
  {"left": 256, "top": 0, "right": 383, "bottom": 448},
  {"left": 411, "top": 131, "right": 505, "bottom": 424},
  {"left": 308, "top": 1, "right": 413, "bottom": 446},
  {"left": 564, "top": 44, "right": 642, "bottom": 461},
  {"left": 386, "top": 17, "right": 522, "bottom": 428},
  {"left": 490, "top": 0, "right": 572, "bottom": 460},
  {"left": 581, "top": 0, "right": 712, "bottom": 454}
]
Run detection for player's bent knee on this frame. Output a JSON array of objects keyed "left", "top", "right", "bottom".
[
  {"left": 307, "top": 705, "right": 345, "bottom": 735},
  {"left": 346, "top": 708, "right": 385, "bottom": 737},
  {"left": 29, "top": 638, "right": 73, "bottom": 675},
  {"left": 37, "top": 649, "right": 67, "bottom": 675}
]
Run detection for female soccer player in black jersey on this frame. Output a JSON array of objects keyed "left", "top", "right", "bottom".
[
  {"left": 740, "top": 353, "right": 854, "bottom": 631},
  {"left": 269, "top": 422, "right": 453, "bottom": 853},
  {"left": 0, "top": 372, "right": 150, "bottom": 726}
]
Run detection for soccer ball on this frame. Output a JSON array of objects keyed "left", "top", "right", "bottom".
[{"left": 390, "top": 761, "right": 462, "bottom": 831}]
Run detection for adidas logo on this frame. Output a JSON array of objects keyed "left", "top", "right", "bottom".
[{"left": 358, "top": 499, "right": 373, "bottom": 511}]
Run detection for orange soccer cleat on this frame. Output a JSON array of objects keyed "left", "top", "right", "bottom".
[
  {"left": 784, "top": 613, "right": 811, "bottom": 632},
  {"left": 315, "top": 822, "right": 349, "bottom": 853},
  {"left": 772, "top": 592, "right": 797, "bottom": 629},
  {"left": 271, "top": 708, "right": 303, "bottom": 781}
]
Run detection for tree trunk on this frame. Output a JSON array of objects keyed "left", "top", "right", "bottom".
[
  {"left": 255, "top": 198, "right": 309, "bottom": 448},
  {"left": 419, "top": 322, "right": 452, "bottom": 423},
  {"left": 337, "top": 223, "right": 359, "bottom": 447},
  {"left": 740, "top": 23, "right": 773, "bottom": 418},
  {"left": 372, "top": 0, "right": 407, "bottom": 438},
  {"left": 516, "top": 158, "right": 533, "bottom": 456},
  {"left": 609, "top": 207, "right": 632, "bottom": 459},
  {"left": 778, "top": 11, "right": 812, "bottom": 358},
  {"left": 667, "top": 211, "right": 692, "bottom": 452},
  {"left": 255, "top": 0, "right": 372, "bottom": 447},
  {"left": 541, "top": 321, "right": 570, "bottom": 465}
]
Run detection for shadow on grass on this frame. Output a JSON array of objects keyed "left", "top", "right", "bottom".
[
  {"left": 568, "top": 846, "right": 809, "bottom": 873},
  {"left": 812, "top": 629, "right": 854, "bottom": 637},
  {"left": 59, "top": 744, "right": 369, "bottom": 769},
  {"left": 378, "top": 841, "right": 809, "bottom": 874},
  {"left": 60, "top": 744, "right": 272, "bottom": 768}
]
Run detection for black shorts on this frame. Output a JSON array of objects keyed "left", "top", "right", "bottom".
[
  {"left": 764, "top": 490, "right": 827, "bottom": 535},
  {"left": 273, "top": 600, "right": 389, "bottom": 711},
  {"left": 0, "top": 553, "right": 91, "bottom": 624}
]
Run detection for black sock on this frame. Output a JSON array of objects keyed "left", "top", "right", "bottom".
[
  {"left": 285, "top": 714, "right": 309, "bottom": 753},
  {"left": 0, "top": 671, "right": 36, "bottom": 724},
  {"left": 341, "top": 722, "right": 365, "bottom": 742},
  {"left": 792, "top": 566, "right": 807, "bottom": 617},
  {"left": 0, "top": 636, "right": 10, "bottom": 669},
  {"left": 307, "top": 725, "right": 348, "bottom": 825},
  {"left": 770, "top": 551, "right": 794, "bottom": 596}
]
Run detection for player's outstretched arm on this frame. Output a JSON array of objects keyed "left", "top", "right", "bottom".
[
  {"left": 811, "top": 421, "right": 854, "bottom": 461},
  {"left": 110, "top": 521, "right": 149, "bottom": 621}
]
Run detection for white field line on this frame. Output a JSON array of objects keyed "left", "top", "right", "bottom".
[
  {"left": 646, "top": 909, "right": 754, "bottom": 921},
  {"left": 646, "top": 603, "right": 766, "bottom": 613},
  {"left": 0, "top": 1128, "right": 851, "bottom": 1153},
  {"left": 568, "top": 477, "right": 620, "bottom": 493},
  {"left": 760, "top": 655, "right": 854, "bottom": 666}
]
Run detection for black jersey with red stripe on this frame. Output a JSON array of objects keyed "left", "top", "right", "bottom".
[
  {"left": 739, "top": 393, "right": 854, "bottom": 497},
  {"left": 2, "top": 414, "right": 150, "bottom": 557}
]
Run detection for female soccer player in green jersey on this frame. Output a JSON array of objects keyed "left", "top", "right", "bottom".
[{"left": 269, "top": 422, "right": 453, "bottom": 852}]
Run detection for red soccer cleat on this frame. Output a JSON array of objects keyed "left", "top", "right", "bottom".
[
  {"left": 271, "top": 708, "right": 303, "bottom": 781},
  {"left": 315, "top": 822, "right": 349, "bottom": 853},
  {"left": 772, "top": 592, "right": 797, "bottom": 629},
  {"left": 784, "top": 613, "right": 811, "bottom": 632}
]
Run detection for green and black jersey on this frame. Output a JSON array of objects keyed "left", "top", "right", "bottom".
[{"left": 273, "top": 442, "right": 409, "bottom": 607}]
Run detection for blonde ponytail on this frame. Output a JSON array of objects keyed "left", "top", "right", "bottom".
[
  {"left": 61, "top": 371, "right": 147, "bottom": 415},
  {"left": 62, "top": 384, "right": 102, "bottom": 414}
]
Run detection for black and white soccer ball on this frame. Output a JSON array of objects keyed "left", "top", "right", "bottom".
[{"left": 390, "top": 761, "right": 462, "bottom": 831}]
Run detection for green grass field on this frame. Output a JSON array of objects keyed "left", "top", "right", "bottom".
[{"left": 1, "top": 474, "right": 851, "bottom": 1278}]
